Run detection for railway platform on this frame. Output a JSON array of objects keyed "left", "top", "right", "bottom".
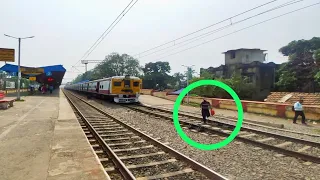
[
  {"left": 0, "top": 89, "right": 108, "bottom": 180},
  {"left": 138, "top": 95, "right": 320, "bottom": 135}
]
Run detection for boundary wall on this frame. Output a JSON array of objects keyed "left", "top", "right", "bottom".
[{"left": 140, "top": 89, "right": 320, "bottom": 121}]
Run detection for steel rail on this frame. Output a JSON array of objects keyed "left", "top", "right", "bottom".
[
  {"left": 63, "top": 90, "right": 136, "bottom": 180},
  {"left": 124, "top": 105, "right": 320, "bottom": 164},
  {"left": 65, "top": 90, "right": 228, "bottom": 180},
  {"left": 134, "top": 104, "right": 320, "bottom": 147}
]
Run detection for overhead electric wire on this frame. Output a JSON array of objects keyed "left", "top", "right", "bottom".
[
  {"left": 132, "top": 0, "right": 279, "bottom": 57},
  {"left": 71, "top": 0, "right": 137, "bottom": 72},
  {"left": 151, "top": 2, "right": 320, "bottom": 61},
  {"left": 138, "top": 0, "right": 304, "bottom": 59},
  {"left": 84, "top": 0, "right": 139, "bottom": 60}
]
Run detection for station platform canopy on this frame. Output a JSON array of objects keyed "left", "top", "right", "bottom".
[{"left": 0, "top": 63, "right": 66, "bottom": 87}]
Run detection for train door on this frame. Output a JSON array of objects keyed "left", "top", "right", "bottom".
[{"left": 96, "top": 82, "right": 100, "bottom": 93}]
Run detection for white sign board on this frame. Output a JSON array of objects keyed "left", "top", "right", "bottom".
[{"left": 6, "top": 81, "right": 15, "bottom": 89}]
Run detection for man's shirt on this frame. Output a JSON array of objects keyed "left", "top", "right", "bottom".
[
  {"left": 200, "top": 101, "right": 211, "bottom": 110},
  {"left": 294, "top": 102, "right": 303, "bottom": 111}
]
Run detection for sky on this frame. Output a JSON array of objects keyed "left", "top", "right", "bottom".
[{"left": 0, "top": 0, "right": 319, "bottom": 83}]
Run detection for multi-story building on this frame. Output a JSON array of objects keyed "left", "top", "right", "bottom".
[{"left": 201, "top": 48, "right": 278, "bottom": 100}]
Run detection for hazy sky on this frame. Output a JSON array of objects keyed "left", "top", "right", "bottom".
[{"left": 1, "top": 0, "right": 319, "bottom": 83}]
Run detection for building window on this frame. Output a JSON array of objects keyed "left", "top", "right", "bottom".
[
  {"left": 247, "top": 76, "right": 253, "bottom": 83},
  {"left": 114, "top": 82, "right": 121, "bottom": 86},
  {"left": 230, "top": 51, "right": 236, "bottom": 59},
  {"left": 133, "top": 82, "right": 139, "bottom": 87}
]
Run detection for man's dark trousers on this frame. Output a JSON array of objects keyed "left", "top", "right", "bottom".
[{"left": 293, "top": 111, "right": 306, "bottom": 123}]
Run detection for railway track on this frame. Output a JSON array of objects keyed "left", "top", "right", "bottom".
[
  {"left": 63, "top": 90, "right": 227, "bottom": 180},
  {"left": 122, "top": 104, "right": 320, "bottom": 164}
]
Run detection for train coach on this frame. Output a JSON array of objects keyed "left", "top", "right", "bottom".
[{"left": 65, "top": 75, "right": 142, "bottom": 103}]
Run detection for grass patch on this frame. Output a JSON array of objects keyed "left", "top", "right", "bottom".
[
  {"left": 182, "top": 101, "right": 200, "bottom": 108},
  {"left": 312, "top": 128, "right": 320, "bottom": 134},
  {"left": 189, "top": 94, "right": 199, "bottom": 97}
]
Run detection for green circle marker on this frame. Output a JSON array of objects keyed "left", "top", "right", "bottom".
[{"left": 173, "top": 79, "right": 244, "bottom": 150}]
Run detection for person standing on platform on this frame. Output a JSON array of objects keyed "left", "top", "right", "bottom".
[
  {"left": 293, "top": 98, "right": 307, "bottom": 125},
  {"left": 49, "top": 85, "right": 53, "bottom": 94},
  {"left": 30, "top": 84, "right": 34, "bottom": 95},
  {"left": 200, "top": 98, "right": 211, "bottom": 124},
  {"left": 42, "top": 84, "right": 47, "bottom": 94}
]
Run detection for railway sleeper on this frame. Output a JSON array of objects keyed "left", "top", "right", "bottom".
[
  {"left": 99, "top": 132, "right": 134, "bottom": 137},
  {"left": 136, "top": 168, "right": 194, "bottom": 180},
  {"left": 105, "top": 158, "right": 177, "bottom": 172},
  {"left": 95, "top": 129, "right": 128, "bottom": 134},
  {"left": 103, "top": 136, "right": 140, "bottom": 141},
  {"left": 100, "top": 151, "right": 167, "bottom": 164},
  {"left": 93, "top": 127, "right": 124, "bottom": 131},
  {"left": 108, "top": 140, "right": 146, "bottom": 147},
  {"left": 112, "top": 145, "right": 154, "bottom": 153}
]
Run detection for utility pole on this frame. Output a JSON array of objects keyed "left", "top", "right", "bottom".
[
  {"left": 182, "top": 65, "right": 195, "bottom": 104},
  {"left": 81, "top": 60, "right": 103, "bottom": 72},
  {"left": 4, "top": 34, "right": 34, "bottom": 101}
]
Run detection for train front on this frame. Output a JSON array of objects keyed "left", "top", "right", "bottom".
[{"left": 112, "top": 75, "right": 142, "bottom": 103}]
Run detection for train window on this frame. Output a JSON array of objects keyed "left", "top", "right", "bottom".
[
  {"left": 102, "top": 85, "right": 104, "bottom": 89},
  {"left": 114, "top": 82, "right": 121, "bottom": 86},
  {"left": 133, "top": 82, "right": 139, "bottom": 87}
]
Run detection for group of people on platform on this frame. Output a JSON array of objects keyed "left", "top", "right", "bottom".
[{"left": 29, "top": 84, "right": 54, "bottom": 95}]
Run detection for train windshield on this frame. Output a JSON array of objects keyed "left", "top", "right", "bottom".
[{"left": 124, "top": 80, "right": 130, "bottom": 88}]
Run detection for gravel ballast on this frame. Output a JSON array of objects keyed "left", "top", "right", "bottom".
[
  {"left": 84, "top": 101, "right": 320, "bottom": 180},
  {"left": 69, "top": 92, "right": 320, "bottom": 180}
]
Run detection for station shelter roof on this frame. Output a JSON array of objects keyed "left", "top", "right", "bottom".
[
  {"left": 167, "top": 88, "right": 184, "bottom": 95},
  {"left": 0, "top": 63, "right": 66, "bottom": 87}
]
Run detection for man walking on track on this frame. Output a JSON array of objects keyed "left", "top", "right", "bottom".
[
  {"left": 200, "top": 98, "right": 211, "bottom": 124},
  {"left": 293, "top": 98, "right": 307, "bottom": 125}
]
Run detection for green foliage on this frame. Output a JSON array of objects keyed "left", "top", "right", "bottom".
[
  {"left": 314, "top": 49, "right": 320, "bottom": 65},
  {"left": 275, "top": 70, "right": 297, "bottom": 91},
  {"left": 185, "top": 67, "right": 195, "bottom": 80},
  {"left": 279, "top": 37, "right": 320, "bottom": 57},
  {"left": 95, "top": 53, "right": 141, "bottom": 77},
  {"left": 276, "top": 37, "right": 320, "bottom": 92},
  {"left": 169, "top": 72, "right": 186, "bottom": 90},
  {"left": 72, "top": 53, "right": 141, "bottom": 83},
  {"left": 315, "top": 71, "right": 320, "bottom": 86},
  {"left": 189, "top": 73, "right": 255, "bottom": 99},
  {"left": 141, "top": 61, "right": 171, "bottom": 90}
]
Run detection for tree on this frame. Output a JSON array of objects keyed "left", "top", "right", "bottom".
[
  {"left": 314, "top": 49, "right": 320, "bottom": 86},
  {"left": 0, "top": 71, "right": 6, "bottom": 90},
  {"left": 72, "top": 53, "right": 142, "bottom": 83},
  {"left": 170, "top": 72, "right": 186, "bottom": 89},
  {"left": 279, "top": 37, "right": 320, "bottom": 58},
  {"left": 189, "top": 72, "right": 254, "bottom": 99},
  {"left": 276, "top": 70, "right": 297, "bottom": 91},
  {"left": 185, "top": 67, "right": 195, "bottom": 81},
  {"left": 277, "top": 37, "right": 320, "bottom": 92},
  {"left": 314, "top": 49, "right": 320, "bottom": 66},
  {"left": 94, "top": 53, "right": 142, "bottom": 78},
  {"left": 142, "top": 61, "right": 171, "bottom": 90},
  {"left": 314, "top": 71, "right": 320, "bottom": 86}
]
